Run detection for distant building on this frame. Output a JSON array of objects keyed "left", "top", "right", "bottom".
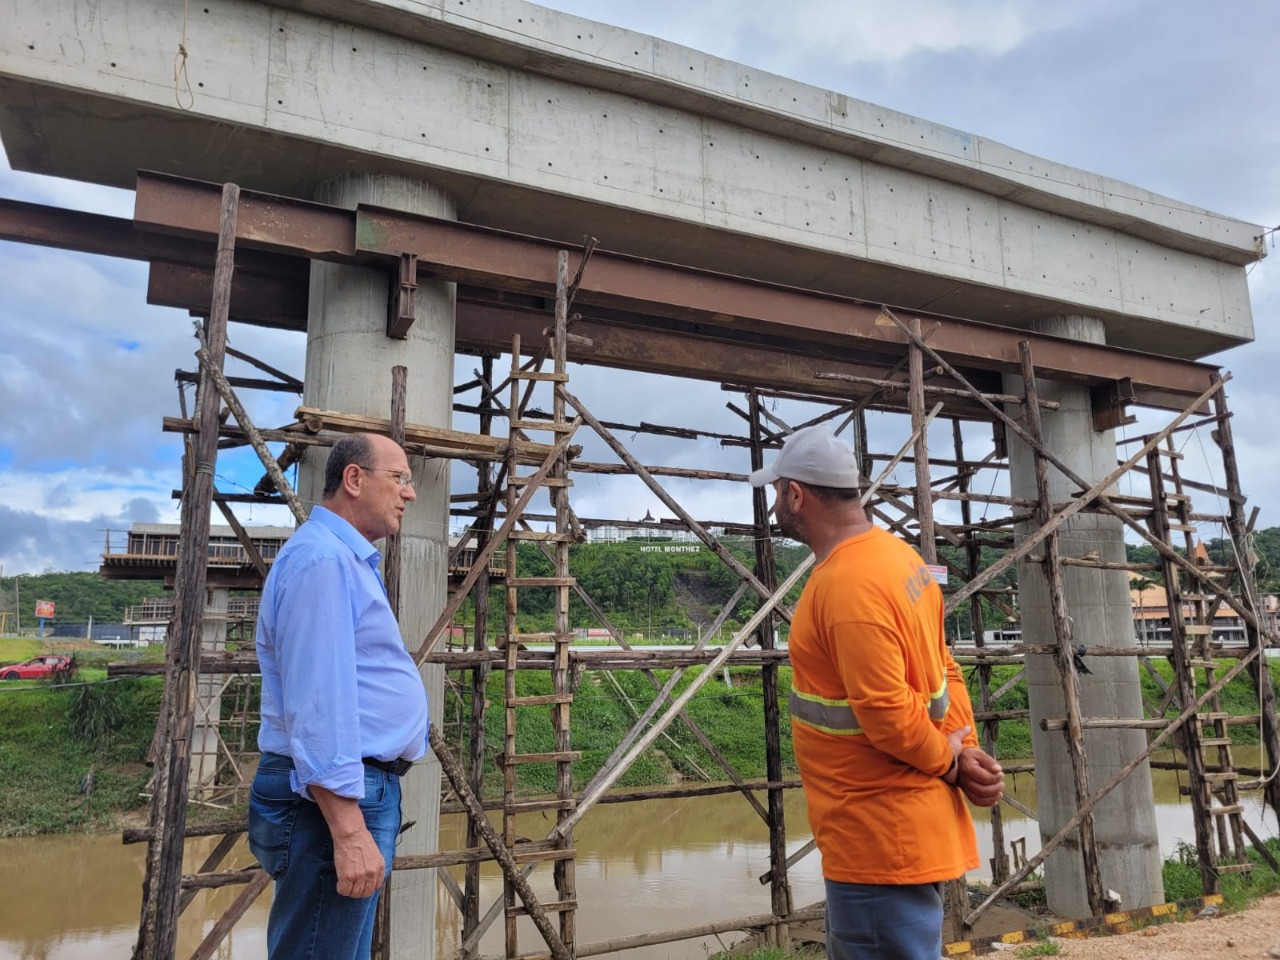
[
  {"left": 582, "top": 512, "right": 721, "bottom": 545},
  {"left": 100, "top": 522, "right": 294, "bottom": 587}
]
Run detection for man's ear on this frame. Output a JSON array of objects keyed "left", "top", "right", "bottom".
[
  {"left": 342, "top": 462, "right": 364, "bottom": 496},
  {"left": 786, "top": 479, "right": 803, "bottom": 509}
]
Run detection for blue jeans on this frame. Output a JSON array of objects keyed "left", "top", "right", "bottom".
[
  {"left": 248, "top": 753, "right": 402, "bottom": 960},
  {"left": 824, "top": 878, "right": 945, "bottom": 960}
]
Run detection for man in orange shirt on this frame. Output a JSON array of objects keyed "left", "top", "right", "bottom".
[{"left": 751, "top": 425, "right": 1004, "bottom": 960}]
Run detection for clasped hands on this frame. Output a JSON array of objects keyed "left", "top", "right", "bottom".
[{"left": 941, "top": 725, "right": 1004, "bottom": 808}]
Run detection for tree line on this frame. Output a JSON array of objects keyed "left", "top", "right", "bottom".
[
  {"left": 9, "top": 525, "right": 1280, "bottom": 634},
  {"left": 0, "top": 572, "right": 165, "bottom": 624}
]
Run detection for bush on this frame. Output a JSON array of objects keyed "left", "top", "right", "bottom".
[{"left": 68, "top": 681, "right": 134, "bottom": 749}]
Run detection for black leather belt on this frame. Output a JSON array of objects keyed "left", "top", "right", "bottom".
[{"left": 363, "top": 756, "right": 413, "bottom": 776}]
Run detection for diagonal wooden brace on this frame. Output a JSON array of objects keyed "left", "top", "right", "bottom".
[{"left": 429, "top": 726, "right": 571, "bottom": 960}]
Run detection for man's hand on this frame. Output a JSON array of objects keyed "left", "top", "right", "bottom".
[
  {"left": 956, "top": 747, "right": 1004, "bottom": 807},
  {"left": 331, "top": 825, "right": 387, "bottom": 899},
  {"left": 312, "top": 786, "right": 386, "bottom": 899}
]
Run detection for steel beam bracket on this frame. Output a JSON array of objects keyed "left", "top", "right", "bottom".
[
  {"left": 1091, "top": 378, "right": 1137, "bottom": 431},
  {"left": 388, "top": 251, "right": 418, "bottom": 339}
]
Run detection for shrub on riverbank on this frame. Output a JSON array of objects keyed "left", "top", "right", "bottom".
[{"left": 0, "top": 676, "right": 160, "bottom": 836}]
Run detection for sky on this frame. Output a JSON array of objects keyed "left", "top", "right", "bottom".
[{"left": 1, "top": 0, "right": 1278, "bottom": 577}]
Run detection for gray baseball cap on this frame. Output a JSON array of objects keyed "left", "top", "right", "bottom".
[{"left": 748, "top": 425, "right": 860, "bottom": 489}]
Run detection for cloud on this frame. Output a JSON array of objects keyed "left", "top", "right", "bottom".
[
  {"left": 0, "top": 498, "right": 169, "bottom": 575},
  {"left": 543, "top": 0, "right": 1117, "bottom": 67}
]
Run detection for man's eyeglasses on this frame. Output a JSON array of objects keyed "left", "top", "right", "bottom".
[{"left": 365, "top": 467, "right": 415, "bottom": 487}]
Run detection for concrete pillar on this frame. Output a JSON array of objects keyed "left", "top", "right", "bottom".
[
  {"left": 299, "top": 173, "right": 454, "bottom": 960},
  {"left": 191, "top": 586, "right": 229, "bottom": 795},
  {"left": 1003, "top": 315, "right": 1163, "bottom": 918}
]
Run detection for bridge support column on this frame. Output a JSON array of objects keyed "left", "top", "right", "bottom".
[
  {"left": 298, "top": 172, "right": 455, "bottom": 960},
  {"left": 1004, "top": 314, "right": 1163, "bottom": 918}
]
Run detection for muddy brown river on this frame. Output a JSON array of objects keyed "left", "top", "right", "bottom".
[{"left": 0, "top": 756, "right": 1273, "bottom": 959}]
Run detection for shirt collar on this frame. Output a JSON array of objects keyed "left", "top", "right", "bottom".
[{"left": 308, "top": 504, "right": 383, "bottom": 570}]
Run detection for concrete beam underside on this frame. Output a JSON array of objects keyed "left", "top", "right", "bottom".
[{"left": 0, "top": 0, "right": 1260, "bottom": 358}]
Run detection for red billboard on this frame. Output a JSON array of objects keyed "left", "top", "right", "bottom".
[{"left": 34, "top": 600, "right": 55, "bottom": 619}]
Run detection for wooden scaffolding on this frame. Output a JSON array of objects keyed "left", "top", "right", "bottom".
[{"left": 6, "top": 179, "right": 1278, "bottom": 959}]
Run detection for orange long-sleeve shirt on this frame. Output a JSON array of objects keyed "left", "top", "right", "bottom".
[{"left": 789, "top": 526, "right": 979, "bottom": 885}]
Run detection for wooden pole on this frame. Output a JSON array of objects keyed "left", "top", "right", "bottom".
[
  {"left": 965, "top": 641, "right": 1264, "bottom": 927},
  {"left": 187, "top": 870, "right": 271, "bottom": 960},
  {"left": 213, "top": 501, "right": 269, "bottom": 580},
  {"left": 453, "top": 404, "right": 945, "bottom": 960},
  {"left": 371, "top": 365, "right": 408, "bottom": 960},
  {"left": 952, "top": 417, "right": 1008, "bottom": 882},
  {"left": 462, "top": 355, "right": 497, "bottom": 958},
  {"left": 133, "top": 181, "right": 240, "bottom": 960},
  {"left": 193, "top": 338, "right": 306, "bottom": 525},
  {"left": 429, "top": 726, "right": 573, "bottom": 960},
  {"left": 906, "top": 335, "right": 969, "bottom": 938},
  {"left": 550, "top": 252, "right": 578, "bottom": 952},
  {"left": 1212, "top": 376, "right": 1280, "bottom": 823},
  {"left": 1147, "top": 446, "right": 1218, "bottom": 892},
  {"left": 384, "top": 365, "right": 407, "bottom": 620},
  {"left": 908, "top": 317, "right": 937, "bottom": 562},
  {"left": 1019, "top": 342, "right": 1104, "bottom": 916},
  {"left": 748, "top": 388, "right": 792, "bottom": 946}
]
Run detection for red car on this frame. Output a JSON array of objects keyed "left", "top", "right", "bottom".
[{"left": 1, "top": 654, "right": 76, "bottom": 680}]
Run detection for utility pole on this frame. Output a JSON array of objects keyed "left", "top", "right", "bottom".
[{"left": 15, "top": 578, "right": 19, "bottom": 634}]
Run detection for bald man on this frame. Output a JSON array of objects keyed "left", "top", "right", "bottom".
[{"left": 249, "top": 433, "right": 429, "bottom": 960}]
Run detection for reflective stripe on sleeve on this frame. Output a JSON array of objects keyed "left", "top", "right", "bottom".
[
  {"left": 928, "top": 680, "right": 950, "bottom": 722},
  {"left": 789, "top": 689, "right": 862, "bottom": 735}
]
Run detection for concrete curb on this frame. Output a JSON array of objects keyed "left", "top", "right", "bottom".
[{"left": 943, "top": 893, "right": 1225, "bottom": 957}]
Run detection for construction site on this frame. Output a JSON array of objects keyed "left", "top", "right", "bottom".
[{"left": 1, "top": 2, "right": 1277, "bottom": 960}]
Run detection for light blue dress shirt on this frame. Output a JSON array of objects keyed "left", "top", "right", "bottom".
[{"left": 256, "top": 505, "right": 429, "bottom": 799}]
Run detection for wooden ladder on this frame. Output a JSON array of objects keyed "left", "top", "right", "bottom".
[
  {"left": 500, "top": 280, "right": 580, "bottom": 959},
  {"left": 1160, "top": 441, "right": 1251, "bottom": 880}
]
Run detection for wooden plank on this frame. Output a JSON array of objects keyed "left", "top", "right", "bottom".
[
  {"left": 508, "top": 530, "right": 576, "bottom": 542},
  {"left": 507, "top": 799, "right": 578, "bottom": 814},
  {"left": 506, "top": 751, "right": 582, "bottom": 765},
  {"left": 511, "top": 849, "right": 578, "bottom": 865},
  {"left": 511, "top": 420, "right": 577, "bottom": 433},
  {"left": 507, "top": 900, "right": 577, "bottom": 918},
  {"left": 507, "top": 693, "right": 575, "bottom": 707},
  {"left": 295, "top": 405, "right": 559, "bottom": 460}
]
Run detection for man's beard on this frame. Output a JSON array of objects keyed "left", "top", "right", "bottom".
[{"left": 774, "top": 498, "right": 806, "bottom": 544}]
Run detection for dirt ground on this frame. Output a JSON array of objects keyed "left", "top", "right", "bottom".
[
  {"left": 780, "top": 894, "right": 1280, "bottom": 959},
  {"left": 1037, "top": 893, "right": 1280, "bottom": 959}
]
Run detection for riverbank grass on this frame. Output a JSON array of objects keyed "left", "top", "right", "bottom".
[{"left": 0, "top": 675, "right": 160, "bottom": 836}]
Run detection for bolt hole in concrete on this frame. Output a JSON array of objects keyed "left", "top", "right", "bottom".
[{"left": 0, "top": 756, "right": 1270, "bottom": 960}]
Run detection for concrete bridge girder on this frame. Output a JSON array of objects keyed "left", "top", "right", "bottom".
[{"left": 0, "top": 0, "right": 1261, "bottom": 360}]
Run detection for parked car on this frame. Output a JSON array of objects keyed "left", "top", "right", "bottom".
[{"left": 0, "top": 654, "right": 76, "bottom": 681}]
